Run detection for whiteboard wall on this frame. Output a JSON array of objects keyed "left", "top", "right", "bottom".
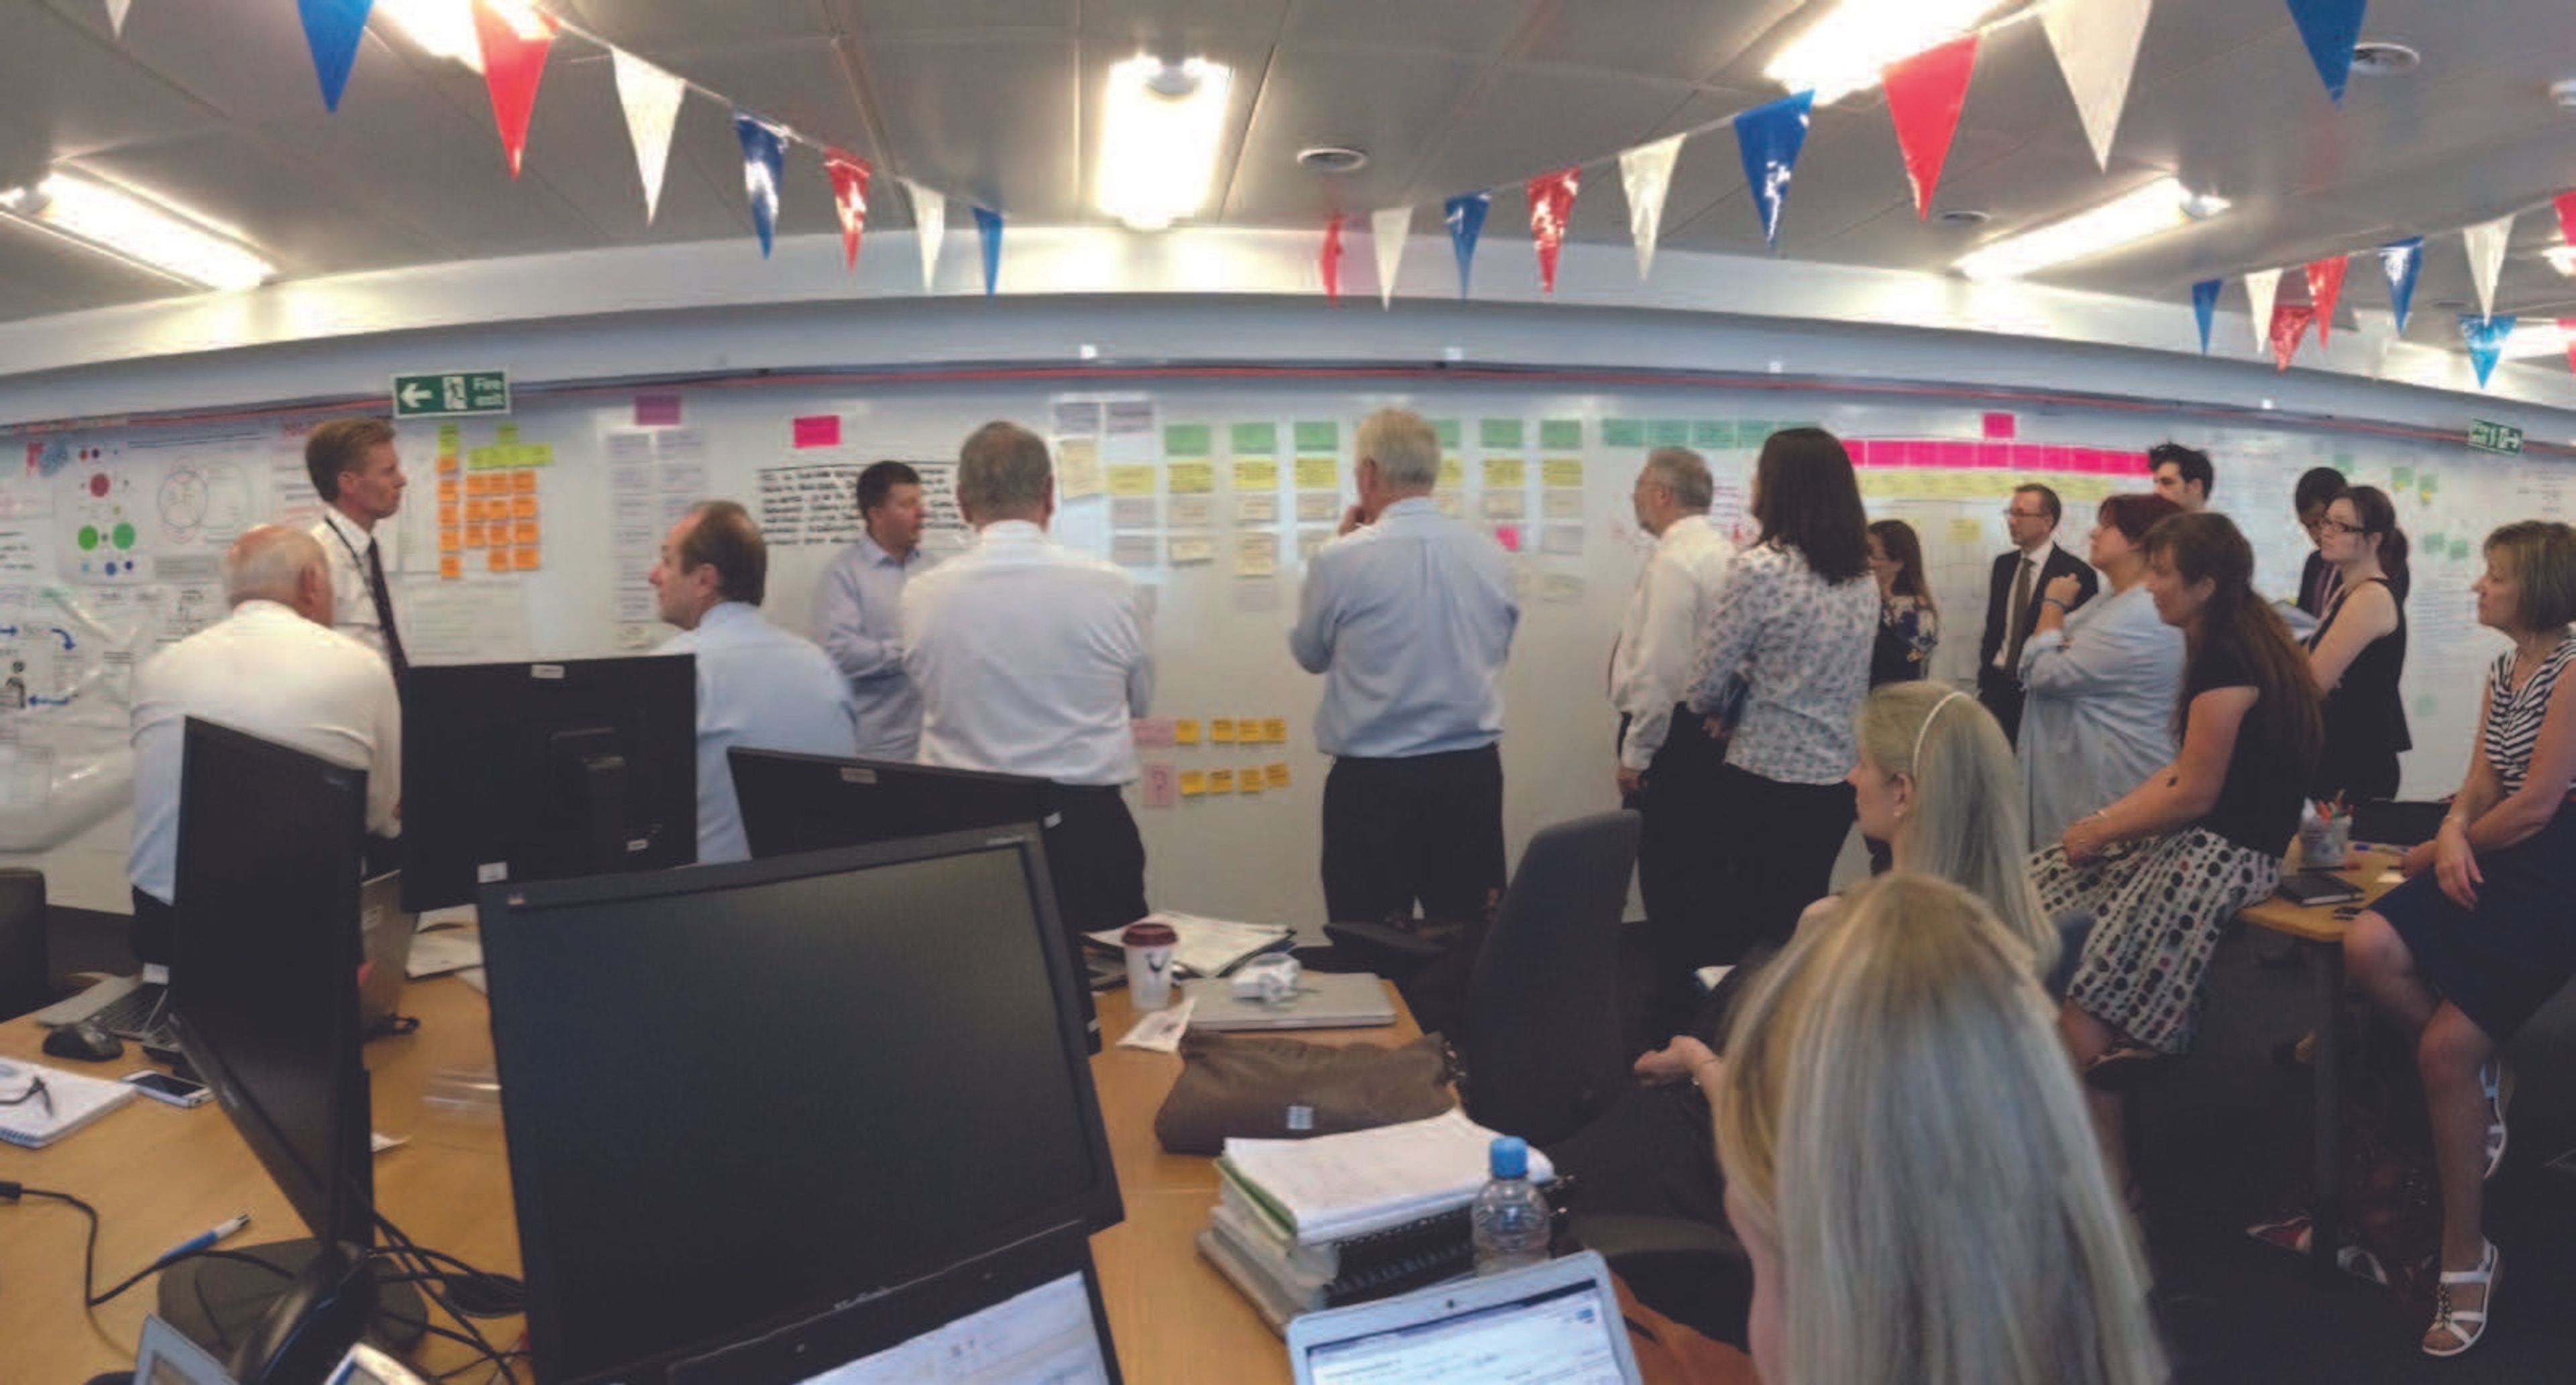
[{"left": 7, "top": 376, "right": 2568, "bottom": 920}]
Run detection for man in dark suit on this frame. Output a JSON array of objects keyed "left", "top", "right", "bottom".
[{"left": 1979, "top": 483, "right": 2096, "bottom": 745}]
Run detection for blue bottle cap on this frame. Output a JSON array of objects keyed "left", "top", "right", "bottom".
[{"left": 1489, "top": 1135, "right": 1528, "bottom": 1180}]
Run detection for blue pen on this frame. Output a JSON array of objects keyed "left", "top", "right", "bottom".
[{"left": 162, "top": 1213, "right": 250, "bottom": 1262}]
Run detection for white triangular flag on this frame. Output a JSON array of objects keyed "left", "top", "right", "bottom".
[
  {"left": 907, "top": 180, "right": 947, "bottom": 293},
  {"left": 2461, "top": 212, "right": 2514, "bottom": 323},
  {"left": 1619, "top": 134, "right": 1684, "bottom": 281},
  {"left": 105, "top": 0, "right": 131, "bottom": 36},
  {"left": 2243, "top": 268, "right": 2281, "bottom": 352},
  {"left": 2041, "top": 0, "right": 2153, "bottom": 169},
  {"left": 1371, "top": 206, "right": 1412, "bottom": 310},
  {"left": 611, "top": 50, "right": 686, "bottom": 223}
]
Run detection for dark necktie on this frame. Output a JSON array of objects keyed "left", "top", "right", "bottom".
[
  {"left": 2004, "top": 556, "right": 2035, "bottom": 668},
  {"left": 364, "top": 537, "right": 410, "bottom": 688}
]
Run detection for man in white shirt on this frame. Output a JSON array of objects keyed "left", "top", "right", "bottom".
[
  {"left": 811, "top": 460, "right": 938, "bottom": 759},
  {"left": 129, "top": 525, "right": 400, "bottom": 968},
  {"left": 1609, "top": 447, "right": 1735, "bottom": 1036},
  {"left": 1978, "top": 483, "right": 2096, "bottom": 745},
  {"left": 903, "top": 421, "right": 1155, "bottom": 943},
  {"left": 651, "top": 501, "right": 861, "bottom": 864},
  {"left": 1291, "top": 409, "right": 1519, "bottom": 926},
  {"left": 303, "top": 417, "right": 411, "bottom": 687}
]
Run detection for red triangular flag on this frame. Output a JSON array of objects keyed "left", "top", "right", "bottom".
[
  {"left": 2304, "top": 254, "right": 2349, "bottom": 346},
  {"left": 1883, "top": 34, "right": 1979, "bottom": 219},
  {"left": 2559, "top": 317, "right": 2576, "bottom": 379},
  {"left": 1527, "top": 168, "right": 1580, "bottom": 294},
  {"left": 1321, "top": 213, "right": 1345, "bottom": 304},
  {"left": 2555, "top": 191, "right": 2576, "bottom": 248},
  {"left": 824, "top": 150, "right": 872, "bottom": 269},
  {"left": 2269, "top": 302, "right": 2317, "bottom": 372},
  {"left": 473, "top": 1, "right": 557, "bottom": 178}
]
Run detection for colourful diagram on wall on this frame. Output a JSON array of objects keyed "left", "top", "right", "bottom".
[
  {"left": 157, "top": 460, "right": 252, "bottom": 545},
  {"left": 64, "top": 465, "right": 154, "bottom": 582}
]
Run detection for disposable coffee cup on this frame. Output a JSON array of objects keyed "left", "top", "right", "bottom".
[{"left": 1122, "top": 921, "right": 1180, "bottom": 1009}]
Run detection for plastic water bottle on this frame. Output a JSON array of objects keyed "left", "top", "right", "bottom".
[{"left": 1470, "top": 1136, "right": 1552, "bottom": 1275}]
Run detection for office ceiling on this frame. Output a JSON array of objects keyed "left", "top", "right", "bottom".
[{"left": 5, "top": 0, "right": 2576, "bottom": 353}]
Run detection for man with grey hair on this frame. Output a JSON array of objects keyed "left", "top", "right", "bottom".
[
  {"left": 127, "top": 525, "right": 400, "bottom": 967},
  {"left": 904, "top": 421, "right": 1155, "bottom": 950},
  {"left": 1611, "top": 446, "right": 1736, "bottom": 1036},
  {"left": 1291, "top": 407, "right": 1519, "bottom": 925}
]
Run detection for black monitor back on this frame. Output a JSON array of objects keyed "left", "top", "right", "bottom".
[
  {"left": 479, "top": 827, "right": 1122, "bottom": 1385},
  {"left": 168, "top": 716, "right": 371, "bottom": 1250},
  {"left": 729, "top": 748, "right": 1056, "bottom": 860},
  {"left": 402, "top": 656, "right": 696, "bottom": 912}
]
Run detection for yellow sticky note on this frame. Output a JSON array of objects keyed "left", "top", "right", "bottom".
[
  {"left": 1295, "top": 456, "right": 1340, "bottom": 491},
  {"left": 1265, "top": 762, "right": 1291, "bottom": 788},
  {"left": 1210, "top": 718, "right": 1237, "bottom": 743},
  {"left": 1233, "top": 460, "right": 1279, "bottom": 492},
  {"left": 1949, "top": 518, "right": 1983, "bottom": 545},
  {"left": 1262, "top": 717, "right": 1288, "bottom": 744},
  {"left": 1439, "top": 457, "right": 1463, "bottom": 488},
  {"left": 496, "top": 421, "right": 521, "bottom": 446},
  {"left": 1168, "top": 461, "right": 1216, "bottom": 495},
  {"left": 1483, "top": 458, "right": 1526, "bottom": 489},
  {"left": 1542, "top": 458, "right": 1583, "bottom": 489},
  {"left": 1108, "top": 466, "right": 1157, "bottom": 497},
  {"left": 1208, "top": 769, "right": 1234, "bottom": 794},
  {"left": 1238, "top": 770, "right": 1263, "bottom": 795},
  {"left": 1179, "top": 771, "right": 1207, "bottom": 797},
  {"left": 1175, "top": 719, "right": 1201, "bottom": 746},
  {"left": 437, "top": 421, "right": 462, "bottom": 452},
  {"left": 527, "top": 444, "right": 553, "bottom": 467}
]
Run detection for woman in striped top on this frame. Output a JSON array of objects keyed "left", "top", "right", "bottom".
[{"left": 2347, "top": 520, "right": 2576, "bottom": 1358}]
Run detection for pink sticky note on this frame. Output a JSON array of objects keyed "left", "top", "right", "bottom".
[
  {"left": 792, "top": 415, "right": 842, "bottom": 449},
  {"left": 1982, "top": 412, "right": 2017, "bottom": 440},
  {"left": 1494, "top": 525, "right": 1523, "bottom": 552},
  {"left": 1131, "top": 717, "right": 1177, "bottom": 748},
  {"left": 2042, "top": 445, "right": 2073, "bottom": 472},
  {"left": 1905, "top": 442, "right": 1937, "bottom": 468},
  {"left": 1142, "top": 764, "right": 1177, "bottom": 809},
  {"left": 1976, "top": 442, "right": 2011, "bottom": 470},
  {"left": 635, "top": 393, "right": 683, "bottom": 427},
  {"left": 1936, "top": 442, "right": 1974, "bottom": 469}
]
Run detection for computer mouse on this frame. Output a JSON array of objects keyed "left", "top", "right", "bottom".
[{"left": 42, "top": 1021, "right": 123, "bottom": 1064}]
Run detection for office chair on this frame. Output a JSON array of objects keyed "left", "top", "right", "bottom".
[
  {"left": 0, "top": 868, "right": 50, "bottom": 1022},
  {"left": 1456, "top": 811, "right": 1641, "bottom": 1147}
]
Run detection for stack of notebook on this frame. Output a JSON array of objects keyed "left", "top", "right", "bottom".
[{"left": 1194, "top": 1109, "right": 1558, "bottom": 1331}]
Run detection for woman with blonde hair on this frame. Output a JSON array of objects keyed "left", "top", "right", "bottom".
[{"left": 1712, "top": 872, "right": 2169, "bottom": 1385}]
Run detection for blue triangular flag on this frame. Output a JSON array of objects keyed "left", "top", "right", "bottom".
[
  {"left": 2377, "top": 236, "right": 2422, "bottom": 334},
  {"left": 1735, "top": 91, "right": 1815, "bottom": 248},
  {"left": 297, "top": 0, "right": 373, "bottom": 112},
  {"left": 2460, "top": 314, "right": 2516, "bottom": 389},
  {"left": 2284, "top": 0, "right": 2369, "bottom": 103},
  {"left": 2192, "top": 280, "right": 2222, "bottom": 355},
  {"left": 733, "top": 112, "right": 786, "bottom": 258},
  {"left": 1444, "top": 193, "right": 1490, "bottom": 298},
  {"left": 974, "top": 207, "right": 1004, "bottom": 297}
]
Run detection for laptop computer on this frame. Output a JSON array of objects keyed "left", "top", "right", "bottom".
[
  {"left": 1183, "top": 972, "right": 1397, "bottom": 1031},
  {"left": 34, "top": 964, "right": 172, "bottom": 1042},
  {"left": 1285, "top": 1251, "right": 1642, "bottom": 1385},
  {"left": 132, "top": 1313, "right": 239, "bottom": 1384}
]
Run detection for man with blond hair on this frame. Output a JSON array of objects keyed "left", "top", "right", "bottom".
[
  {"left": 303, "top": 416, "right": 412, "bottom": 684},
  {"left": 1292, "top": 407, "right": 1519, "bottom": 925}
]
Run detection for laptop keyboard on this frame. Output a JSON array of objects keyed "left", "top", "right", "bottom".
[{"left": 89, "top": 982, "right": 169, "bottom": 1039}]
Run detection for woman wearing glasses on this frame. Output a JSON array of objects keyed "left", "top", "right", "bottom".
[{"left": 2303, "top": 485, "right": 2412, "bottom": 809}]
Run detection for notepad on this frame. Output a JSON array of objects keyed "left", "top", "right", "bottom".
[
  {"left": 1218, "top": 1109, "right": 1556, "bottom": 1246},
  {"left": 0, "top": 1060, "right": 136, "bottom": 1149},
  {"left": 1085, "top": 911, "right": 1293, "bottom": 978},
  {"left": 407, "top": 933, "right": 484, "bottom": 979}
]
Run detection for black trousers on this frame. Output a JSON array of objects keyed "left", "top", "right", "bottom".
[
  {"left": 1708, "top": 765, "right": 1856, "bottom": 964},
  {"left": 1977, "top": 666, "right": 2025, "bottom": 747},
  {"left": 131, "top": 887, "right": 176, "bottom": 972},
  {"left": 1321, "top": 745, "right": 1506, "bottom": 924},
  {"left": 1621, "top": 708, "right": 1729, "bottom": 1041},
  {"left": 1040, "top": 786, "right": 1150, "bottom": 946}
]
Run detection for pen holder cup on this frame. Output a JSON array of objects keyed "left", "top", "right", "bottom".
[{"left": 2300, "top": 815, "right": 2351, "bottom": 870}]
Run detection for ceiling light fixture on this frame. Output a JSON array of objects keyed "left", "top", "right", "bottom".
[
  {"left": 2545, "top": 246, "right": 2576, "bottom": 276},
  {"left": 1099, "top": 55, "right": 1232, "bottom": 232},
  {"left": 2349, "top": 42, "right": 2420, "bottom": 77},
  {"left": 1952, "top": 176, "right": 2224, "bottom": 281},
  {"left": 2499, "top": 320, "right": 2574, "bottom": 358},
  {"left": 0, "top": 170, "right": 274, "bottom": 291},
  {"left": 1764, "top": 0, "right": 2013, "bottom": 105},
  {"left": 372, "top": 0, "right": 551, "bottom": 74}
]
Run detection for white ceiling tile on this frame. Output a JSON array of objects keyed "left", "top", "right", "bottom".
[
  {"left": 67, "top": 130, "right": 445, "bottom": 278},
  {"left": 0, "top": 1, "right": 217, "bottom": 160},
  {"left": 1405, "top": 62, "right": 1702, "bottom": 206},
  {"left": 853, "top": 32, "right": 1081, "bottom": 216},
  {"left": 1515, "top": 0, "right": 1803, "bottom": 85},
  {"left": 1279, "top": 0, "right": 1545, "bottom": 56},
  {"left": 0, "top": 217, "right": 194, "bottom": 317},
  {"left": 557, "top": 0, "right": 841, "bottom": 47},
  {"left": 1222, "top": 44, "right": 1485, "bottom": 223},
  {"left": 831, "top": 0, "right": 1072, "bottom": 35}
]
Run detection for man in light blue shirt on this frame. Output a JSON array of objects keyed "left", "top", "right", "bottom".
[
  {"left": 653, "top": 501, "right": 861, "bottom": 864},
  {"left": 1291, "top": 408, "right": 1519, "bottom": 925},
  {"left": 811, "top": 460, "right": 936, "bottom": 759}
]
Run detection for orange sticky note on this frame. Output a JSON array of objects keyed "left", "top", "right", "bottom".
[
  {"left": 1263, "top": 717, "right": 1289, "bottom": 744},
  {"left": 1210, "top": 718, "right": 1237, "bottom": 743},
  {"left": 1208, "top": 769, "right": 1234, "bottom": 794},
  {"left": 466, "top": 474, "right": 490, "bottom": 497},
  {"left": 1175, "top": 720, "right": 1201, "bottom": 746},
  {"left": 513, "top": 520, "right": 539, "bottom": 545},
  {"left": 511, "top": 495, "right": 538, "bottom": 519},
  {"left": 513, "top": 546, "right": 541, "bottom": 572},
  {"left": 487, "top": 548, "right": 511, "bottom": 574},
  {"left": 438, "top": 555, "right": 462, "bottom": 580},
  {"left": 1265, "top": 762, "right": 1290, "bottom": 788},
  {"left": 437, "top": 454, "right": 461, "bottom": 476},
  {"left": 438, "top": 529, "right": 462, "bottom": 553},
  {"left": 512, "top": 469, "right": 538, "bottom": 494},
  {"left": 463, "top": 523, "right": 486, "bottom": 548},
  {"left": 437, "top": 479, "right": 459, "bottom": 503},
  {"left": 1179, "top": 770, "right": 1207, "bottom": 797},
  {"left": 437, "top": 504, "right": 458, "bottom": 527}
]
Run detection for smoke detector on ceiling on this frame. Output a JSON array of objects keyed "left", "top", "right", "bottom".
[
  {"left": 2552, "top": 78, "right": 2576, "bottom": 109},
  {"left": 1934, "top": 209, "right": 1990, "bottom": 227},
  {"left": 2349, "top": 42, "right": 2420, "bottom": 77},
  {"left": 1297, "top": 146, "right": 1369, "bottom": 174}
]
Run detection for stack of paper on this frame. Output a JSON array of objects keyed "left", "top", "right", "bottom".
[
  {"left": 1084, "top": 911, "right": 1293, "bottom": 978},
  {"left": 1218, "top": 1109, "right": 1555, "bottom": 1245},
  {"left": 0, "top": 1060, "right": 136, "bottom": 1149}
]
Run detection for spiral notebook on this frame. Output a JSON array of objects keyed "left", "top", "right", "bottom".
[{"left": 0, "top": 1060, "right": 136, "bottom": 1149}]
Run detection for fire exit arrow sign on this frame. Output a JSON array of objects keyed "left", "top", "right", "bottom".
[{"left": 392, "top": 370, "right": 510, "bottom": 419}]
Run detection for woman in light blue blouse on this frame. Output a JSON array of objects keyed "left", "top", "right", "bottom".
[{"left": 2017, "top": 493, "right": 2186, "bottom": 849}]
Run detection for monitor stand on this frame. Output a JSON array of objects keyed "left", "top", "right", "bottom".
[
  {"left": 551, "top": 729, "right": 631, "bottom": 876},
  {"left": 157, "top": 1238, "right": 427, "bottom": 1368}
]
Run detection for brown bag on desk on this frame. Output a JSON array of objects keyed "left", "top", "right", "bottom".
[{"left": 1152, "top": 1029, "right": 1458, "bottom": 1155}]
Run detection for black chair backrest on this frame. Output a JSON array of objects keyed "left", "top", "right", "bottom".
[
  {"left": 1461, "top": 811, "right": 1641, "bottom": 1146},
  {"left": 0, "top": 868, "right": 49, "bottom": 1021}
]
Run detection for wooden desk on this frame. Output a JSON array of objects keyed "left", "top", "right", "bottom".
[
  {"left": 2, "top": 968, "right": 1417, "bottom": 1383},
  {"left": 2237, "top": 841, "right": 2406, "bottom": 1286}
]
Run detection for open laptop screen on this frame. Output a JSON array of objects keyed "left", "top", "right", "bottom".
[{"left": 1299, "top": 1278, "right": 1629, "bottom": 1385}]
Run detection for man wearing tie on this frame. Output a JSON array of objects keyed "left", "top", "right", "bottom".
[
  {"left": 1978, "top": 483, "right": 2095, "bottom": 746},
  {"left": 304, "top": 417, "right": 411, "bottom": 688}
]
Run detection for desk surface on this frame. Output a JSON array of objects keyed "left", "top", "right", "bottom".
[
  {"left": 2237, "top": 841, "right": 2408, "bottom": 943},
  {"left": 0, "top": 963, "right": 1417, "bottom": 1384}
]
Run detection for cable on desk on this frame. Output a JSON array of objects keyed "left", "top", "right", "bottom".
[
  {"left": 1, "top": 1180, "right": 292, "bottom": 1307},
  {"left": 370, "top": 1208, "right": 522, "bottom": 1385}
]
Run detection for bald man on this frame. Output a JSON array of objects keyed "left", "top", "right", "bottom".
[{"left": 127, "top": 525, "right": 401, "bottom": 967}]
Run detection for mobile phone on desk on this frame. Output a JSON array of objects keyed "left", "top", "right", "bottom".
[{"left": 122, "top": 1069, "right": 212, "bottom": 1108}]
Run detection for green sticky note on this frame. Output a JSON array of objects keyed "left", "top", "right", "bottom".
[
  {"left": 2451, "top": 537, "right": 2470, "bottom": 561},
  {"left": 1602, "top": 419, "right": 1646, "bottom": 448},
  {"left": 2334, "top": 452, "right": 2355, "bottom": 474},
  {"left": 1692, "top": 421, "right": 1731, "bottom": 448},
  {"left": 2421, "top": 532, "right": 2445, "bottom": 556},
  {"left": 2415, "top": 693, "right": 2439, "bottom": 719},
  {"left": 1648, "top": 420, "right": 1690, "bottom": 447},
  {"left": 2419, "top": 472, "right": 2440, "bottom": 495},
  {"left": 1164, "top": 424, "right": 1213, "bottom": 457},
  {"left": 2392, "top": 466, "right": 2416, "bottom": 490},
  {"left": 1433, "top": 419, "right": 1462, "bottom": 450},
  {"left": 1737, "top": 421, "right": 1774, "bottom": 446},
  {"left": 1230, "top": 422, "right": 1277, "bottom": 455},
  {"left": 1540, "top": 419, "right": 1583, "bottom": 451},
  {"left": 1479, "top": 419, "right": 1524, "bottom": 450},
  {"left": 1293, "top": 421, "right": 1338, "bottom": 452}
]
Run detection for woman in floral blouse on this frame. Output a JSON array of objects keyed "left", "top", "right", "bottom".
[{"left": 1867, "top": 519, "right": 1940, "bottom": 686}]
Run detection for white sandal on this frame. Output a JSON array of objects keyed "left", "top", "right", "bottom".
[
  {"left": 2424, "top": 1238, "right": 2500, "bottom": 1358},
  {"left": 2481, "top": 1060, "right": 2515, "bottom": 1180}
]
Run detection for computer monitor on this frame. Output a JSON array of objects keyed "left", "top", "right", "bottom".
[
  {"left": 164, "top": 717, "right": 423, "bottom": 1380},
  {"left": 479, "top": 828, "right": 1123, "bottom": 1385},
  {"left": 728, "top": 748, "right": 1057, "bottom": 860},
  {"left": 402, "top": 656, "right": 697, "bottom": 912}
]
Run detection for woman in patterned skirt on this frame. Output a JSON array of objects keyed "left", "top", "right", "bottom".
[
  {"left": 2032, "top": 512, "right": 2322, "bottom": 1203},
  {"left": 2345, "top": 520, "right": 2576, "bottom": 1357}
]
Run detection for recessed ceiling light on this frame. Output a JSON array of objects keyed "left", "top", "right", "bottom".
[
  {"left": 2545, "top": 246, "right": 2576, "bottom": 276},
  {"left": 1297, "top": 146, "right": 1369, "bottom": 174},
  {"left": 373, "top": 0, "right": 549, "bottom": 74},
  {"left": 1953, "top": 178, "right": 2225, "bottom": 281},
  {"left": 1766, "top": 0, "right": 2012, "bottom": 105},
  {"left": 2432, "top": 297, "right": 2470, "bottom": 310},
  {"left": 0, "top": 170, "right": 274, "bottom": 291},
  {"left": 2349, "top": 42, "right": 2420, "bottom": 77},
  {"left": 1098, "top": 55, "right": 1232, "bottom": 232},
  {"left": 1934, "top": 209, "right": 1991, "bottom": 227}
]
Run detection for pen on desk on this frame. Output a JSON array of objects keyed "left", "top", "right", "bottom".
[{"left": 162, "top": 1213, "right": 250, "bottom": 1263}]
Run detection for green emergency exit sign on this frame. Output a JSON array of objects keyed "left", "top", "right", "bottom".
[
  {"left": 392, "top": 370, "right": 511, "bottom": 419},
  {"left": 2467, "top": 419, "right": 2523, "bottom": 455}
]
